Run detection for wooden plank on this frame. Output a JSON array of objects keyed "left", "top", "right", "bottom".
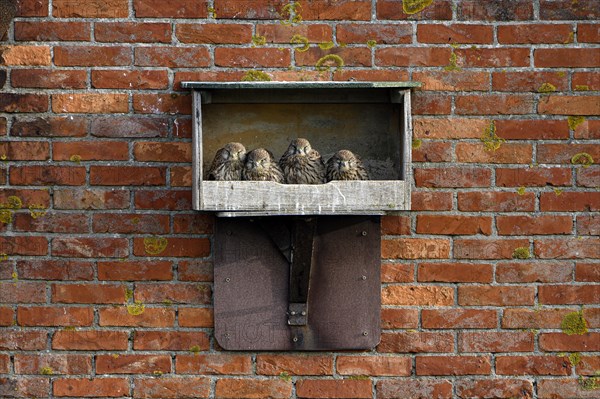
[{"left": 192, "top": 91, "right": 203, "bottom": 210}]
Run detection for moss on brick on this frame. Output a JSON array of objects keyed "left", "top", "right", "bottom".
[
  {"left": 571, "top": 152, "right": 594, "bottom": 168},
  {"left": 512, "top": 247, "right": 530, "bottom": 259},
  {"left": 403, "top": 0, "right": 433, "bottom": 14},
  {"left": 561, "top": 310, "right": 588, "bottom": 336}
]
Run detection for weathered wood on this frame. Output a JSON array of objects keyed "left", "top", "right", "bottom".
[{"left": 192, "top": 91, "right": 203, "bottom": 210}]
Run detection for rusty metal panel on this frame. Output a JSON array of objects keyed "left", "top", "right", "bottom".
[{"left": 214, "top": 216, "right": 381, "bottom": 351}]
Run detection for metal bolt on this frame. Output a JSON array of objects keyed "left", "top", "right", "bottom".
[
  {"left": 225, "top": 277, "right": 231, "bottom": 283},
  {"left": 363, "top": 331, "right": 369, "bottom": 336},
  {"left": 293, "top": 337, "right": 298, "bottom": 342},
  {"left": 290, "top": 311, "right": 296, "bottom": 316},
  {"left": 301, "top": 311, "right": 306, "bottom": 316},
  {"left": 361, "top": 231, "right": 367, "bottom": 236},
  {"left": 224, "top": 333, "right": 230, "bottom": 339},
  {"left": 226, "top": 230, "right": 232, "bottom": 236},
  {"left": 361, "top": 275, "right": 367, "bottom": 280}
]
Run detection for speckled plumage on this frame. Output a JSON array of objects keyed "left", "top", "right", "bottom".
[
  {"left": 279, "top": 138, "right": 325, "bottom": 184},
  {"left": 243, "top": 148, "right": 284, "bottom": 183},
  {"left": 326, "top": 150, "right": 368, "bottom": 181},
  {"left": 207, "top": 142, "right": 247, "bottom": 181}
]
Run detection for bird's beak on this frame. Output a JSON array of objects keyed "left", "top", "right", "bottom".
[{"left": 340, "top": 161, "right": 349, "bottom": 171}]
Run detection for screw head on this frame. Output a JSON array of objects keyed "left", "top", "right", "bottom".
[
  {"left": 363, "top": 331, "right": 369, "bottom": 336},
  {"left": 361, "top": 275, "right": 367, "bottom": 280},
  {"left": 301, "top": 311, "right": 306, "bottom": 316},
  {"left": 226, "top": 230, "right": 232, "bottom": 236},
  {"left": 361, "top": 231, "right": 367, "bottom": 236},
  {"left": 290, "top": 311, "right": 296, "bottom": 316},
  {"left": 225, "top": 277, "right": 231, "bottom": 283},
  {"left": 292, "top": 337, "right": 298, "bottom": 342}
]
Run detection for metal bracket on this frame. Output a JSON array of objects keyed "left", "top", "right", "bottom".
[{"left": 287, "top": 217, "right": 317, "bottom": 326}]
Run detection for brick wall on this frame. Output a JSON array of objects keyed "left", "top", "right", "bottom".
[{"left": 1, "top": 0, "right": 599, "bottom": 398}]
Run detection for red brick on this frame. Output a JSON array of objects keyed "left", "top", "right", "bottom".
[
  {"left": 333, "top": 69, "right": 410, "bottom": 82},
  {"left": 173, "top": 214, "right": 213, "bottom": 234},
  {"left": 54, "top": 189, "right": 130, "bottom": 210},
  {"left": 577, "top": 166, "right": 600, "bottom": 188},
  {"left": 0, "top": 141, "right": 48, "bottom": 160},
  {"left": 135, "top": 46, "right": 210, "bottom": 68},
  {"left": 337, "top": 23, "right": 411, "bottom": 44},
  {"left": 54, "top": 46, "right": 130, "bottom": 66},
  {"left": 459, "top": 286, "right": 535, "bottom": 306},
  {"left": 134, "top": 377, "right": 210, "bottom": 398},
  {"left": 96, "top": 354, "right": 171, "bottom": 374},
  {"left": 133, "top": 142, "right": 191, "bottom": 162},
  {"left": 381, "top": 263, "right": 414, "bottom": 283},
  {"left": 296, "top": 47, "right": 372, "bottom": 68},
  {"left": 498, "top": 24, "right": 573, "bottom": 44},
  {"left": 496, "top": 356, "right": 571, "bottom": 376},
  {"left": 377, "top": 379, "right": 453, "bottom": 399},
  {"left": 496, "top": 167, "right": 571, "bottom": 187},
  {"left": 52, "top": 283, "right": 126, "bottom": 304},
  {"left": 178, "top": 308, "right": 213, "bottom": 328},
  {"left": 301, "top": 0, "right": 371, "bottom": 20},
  {"left": 0, "top": 331, "right": 46, "bottom": 350},
  {"left": 0, "top": 307, "right": 14, "bottom": 326},
  {"left": 17, "top": 0, "right": 49, "bottom": 17},
  {"left": 52, "top": 237, "right": 129, "bottom": 258},
  {"left": 413, "top": 141, "right": 452, "bottom": 162},
  {"left": 11, "top": 69, "right": 88, "bottom": 89},
  {"left": 413, "top": 117, "right": 489, "bottom": 139},
  {"left": 538, "top": 143, "right": 600, "bottom": 164},
  {"left": 540, "top": 333, "right": 600, "bottom": 352},
  {"left": 135, "top": 190, "right": 192, "bottom": 210},
  {"left": 133, "top": 331, "right": 209, "bottom": 351},
  {"left": 53, "top": 141, "right": 129, "bottom": 162},
  {"left": 0, "top": 93, "right": 48, "bottom": 112},
  {"left": 418, "top": 24, "right": 493, "bottom": 43},
  {"left": 176, "top": 23, "right": 252, "bottom": 44},
  {"left": 413, "top": 71, "right": 489, "bottom": 92},
  {"left": 337, "top": 356, "right": 411, "bottom": 376},
  {"left": 418, "top": 262, "right": 493, "bottom": 283},
  {"left": 90, "top": 166, "right": 166, "bottom": 186},
  {"left": 455, "top": 47, "right": 530, "bottom": 67},
  {"left": 92, "top": 70, "right": 168, "bottom": 90},
  {"left": 463, "top": 142, "right": 534, "bottom": 164},
  {"left": 411, "top": 191, "right": 453, "bottom": 211},
  {"left": 497, "top": 119, "right": 571, "bottom": 140},
  {"left": 540, "top": 0, "right": 599, "bottom": 20},
  {"left": 257, "top": 24, "right": 333, "bottom": 44},
  {"left": 576, "top": 262, "right": 600, "bottom": 282},
  {"left": 536, "top": 49, "right": 600, "bottom": 68},
  {"left": 98, "top": 260, "right": 173, "bottom": 281},
  {"left": 133, "top": 93, "right": 191, "bottom": 115},
  {"left": 539, "top": 285, "right": 600, "bottom": 305},
  {"left": 213, "top": 0, "right": 285, "bottom": 19},
  {"left": 377, "top": 0, "right": 452, "bottom": 21},
  {"left": 458, "top": 0, "right": 533, "bottom": 20},
  {"left": 0, "top": 282, "right": 46, "bottom": 303},
  {"left": 257, "top": 355, "right": 332, "bottom": 376},
  {"left": 493, "top": 71, "right": 569, "bottom": 92},
  {"left": 134, "top": 283, "right": 211, "bottom": 304},
  {"left": 416, "top": 356, "right": 491, "bottom": 376},
  {"left": 539, "top": 95, "right": 600, "bottom": 115},
  {"left": 454, "top": 238, "right": 530, "bottom": 260},
  {"left": 496, "top": 261, "right": 573, "bottom": 283},
  {"left": 382, "top": 238, "right": 450, "bottom": 260},
  {"left": 541, "top": 191, "right": 600, "bottom": 211},
  {"left": 535, "top": 237, "right": 600, "bottom": 259},
  {"left": 378, "top": 332, "right": 454, "bottom": 353},
  {"left": 382, "top": 286, "right": 453, "bottom": 306},
  {"left": 14, "top": 354, "right": 91, "bottom": 375},
  {"left": 458, "top": 192, "right": 535, "bottom": 212},
  {"left": 459, "top": 331, "right": 534, "bottom": 352},
  {"left": 14, "top": 21, "right": 90, "bottom": 41},
  {"left": 133, "top": 237, "right": 210, "bottom": 258},
  {"left": 10, "top": 165, "right": 85, "bottom": 186},
  {"left": 176, "top": 354, "right": 251, "bottom": 375},
  {"left": 415, "top": 167, "right": 491, "bottom": 188},
  {"left": 573, "top": 71, "right": 600, "bottom": 91},
  {"left": 17, "top": 260, "right": 93, "bottom": 281},
  {"left": 53, "top": 377, "right": 128, "bottom": 397},
  {"left": 215, "top": 379, "right": 291, "bottom": 399},
  {"left": 134, "top": 0, "right": 207, "bottom": 18},
  {"left": 376, "top": 47, "right": 451, "bottom": 67},
  {"left": 18, "top": 306, "right": 93, "bottom": 327},
  {"left": 578, "top": 356, "right": 600, "bottom": 375},
  {"left": 456, "top": 379, "right": 533, "bottom": 399},
  {"left": 215, "top": 47, "right": 291, "bottom": 68},
  {"left": 497, "top": 215, "right": 573, "bottom": 235},
  {"left": 52, "top": 0, "right": 128, "bottom": 18},
  {"left": 93, "top": 213, "right": 169, "bottom": 234},
  {"left": 538, "top": 378, "right": 600, "bottom": 399},
  {"left": 53, "top": 93, "right": 129, "bottom": 113},
  {"left": 456, "top": 94, "right": 534, "bottom": 115},
  {"left": 578, "top": 214, "right": 600, "bottom": 236},
  {"left": 95, "top": 22, "right": 171, "bottom": 43},
  {"left": 381, "top": 215, "right": 410, "bottom": 235},
  {"left": 579, "top": 23, "right": 600, "bottom": 43},
  {"left": 0, "top": 45, "right": 51, "bottom": 66},
  {"left": 0, "top": 236, "right": 48, "bottom": 256},
  {"left": 11, "top": 116, "right": 88, "bottom": 137},
  {"left": 422, "top": 309, "right": 497, "bottom": 329},
  {"left": 381, "top": 308, "right": 419, "bottom": 329},
  {"left": 412, "top": 92, "right": 452, "bottom": 114},
  {"left": 502, "top": 308, "right": 577, "bottom": 329},
  {"left": 52, "top": 331, "right": 129, "bottom": 350},
  {"left": 178, "top": 260, "right": 213, "bottom": 281},
  {"left": 91, "top": 116, "right": 168, "bottom": 138},
  {"left": 0, "top": 377, "right": 49, "bottom": 398},
  {"left": 99, "top": 307, "right": 175, "bottom": 328},
  {"left": 296, "top": 379, "right": 372, "bottom": 399}
]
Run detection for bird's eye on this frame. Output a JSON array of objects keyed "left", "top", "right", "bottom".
[{"left": 304, "top": 146, "right": 309, "bottom": 152}]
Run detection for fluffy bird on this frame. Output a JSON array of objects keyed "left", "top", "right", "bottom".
[
  {"left": 279, "top": 138, "right": 326, "bottom": 184},
  {"left": 207, "top": 142, "right": 247, "bottom": 181},
  {"left": 243, "top": 148, "right": 284, "bottom": 183},
  {"left": 326, "top": 150, "right": 368, "bottom": 181}
]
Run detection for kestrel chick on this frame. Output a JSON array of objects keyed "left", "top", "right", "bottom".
[
  {"left": 243, "top": 148, "right": 284, "bottom": 183},
  {"left": 279, "top": 138, "right": 326, "bottom": 184},
  {"left": 207, "top": 142, "right": 246, "bottom": 181},
  {"left": 326, "top": 150, "right": 368, "bottom": 181}
]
